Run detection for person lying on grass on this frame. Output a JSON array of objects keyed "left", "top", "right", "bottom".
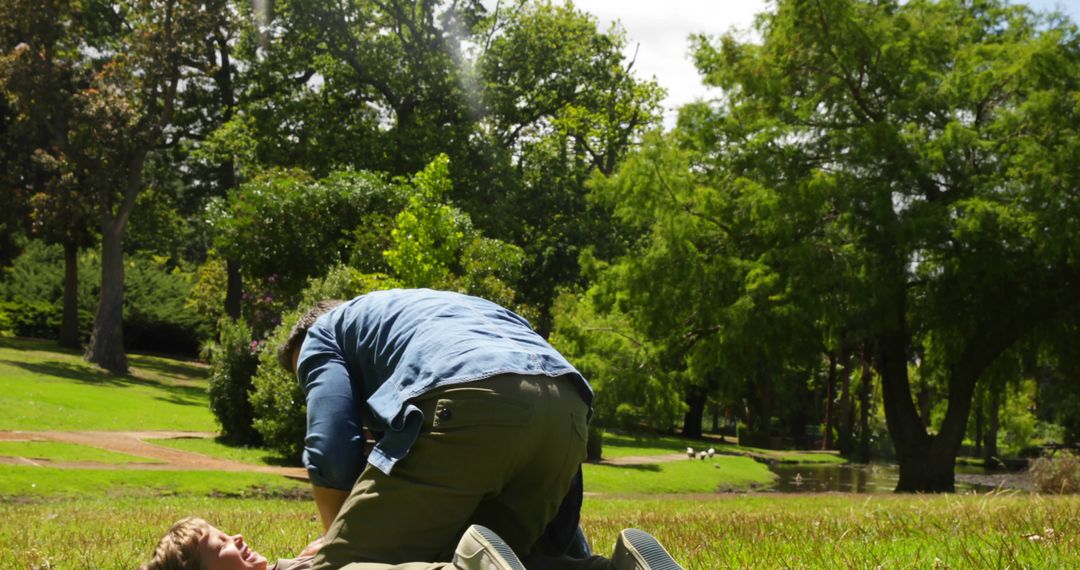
[
  {"left": 140, "top": 517, "right": 317, "bottom": 570},
  {"left": 141, "top": 516, "right": 681, "bottom": 570}
]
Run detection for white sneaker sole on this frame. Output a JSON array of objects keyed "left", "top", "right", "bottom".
[{"left": 615, "top": 528, "right": 684, "bottom": 570}]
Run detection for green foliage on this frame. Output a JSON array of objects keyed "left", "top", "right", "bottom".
[
  {"left": 0, "top": 241, "right": 208, "bottom": 353},
  {"left": 0, "top": 300, "right": 61, "bottom": 339},
  {"left": 186, "top": 256, "right": 228, "bottom": 328},
  {"left": 384, "top": 155, "right": 529, "bottom": 312},
  {"left": 209, "top": 169, "right": 403, "bottom": 302},
  {"left": 1030, "top": 451, "right": 1080, "bottom": 494},
  {"left": 124, "top": 187, "right": 192, "bottom": 260},
  {"left": 251, "top": 266, "right": 401, "bottom": 460},
  {"left": 551, "top": 290, "right": 685, "bottom": 430},
  {"left": 206, "top": 318, "right": 263, "bottom": 445},
  {"left": 649, "top": 0, "right": 1080, "bottom": 484},
  {"left": 249, "top": 309, "right": 308, "bottom": 462},
  {"left": 471, "top": 1, "right": 665, "bottom": 334},
  {"left": 385, "top": 155, "right": 469, "bottom": 288}
]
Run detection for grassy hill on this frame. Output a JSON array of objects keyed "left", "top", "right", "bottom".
[{"left": 0, "top": 337, "right": 215, "bottom": 431}]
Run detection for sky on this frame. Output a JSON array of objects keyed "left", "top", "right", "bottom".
[{"left": 501, "top": 0, "right": 1080, "bottom": 129}]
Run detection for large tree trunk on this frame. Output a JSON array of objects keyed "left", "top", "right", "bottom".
[
  {"left": 682, "top": 385, "right": 706, "bottom": 439},
  {"left": 216, "top": 33, "right": 243, "bottom": 322},
  {"left": 973, "top": 389, "right": 984, "bottom": 457},
  {"left": 983, "top": 387, "right": 1001, "bottom": 467},
  {"left": 876, "top": 283, "right": 955, "bottom": 490},
  {"left": 858, "top": 356, "right": 873, "bottom": 463},
  {"left": 58, "top": 240, "right": 80, "bottom": 348},
  {"left": 822, "top": 351, "right": 837, "bottom": 450},
  {"left": 837, "top": 348, "right": 854, "bottom": 456},
  {"left": 85, "top": 152, "right": 144, "bottom": 374},
  {"left": 880, "top": 327, "right": 987, "bottom": 491},
  {"left": 225, "top": 257, "right": 242, "bottom": 319},
  {"left": 85, "top": 224, "right": 127, "bottom": 373}
]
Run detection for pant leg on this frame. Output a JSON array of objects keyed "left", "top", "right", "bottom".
[
  {"left": 468, "top": 376, "right": 588, "bottom": 554},
  {"left": 312, "top": 374, "right": 587, "bottom": 570}
]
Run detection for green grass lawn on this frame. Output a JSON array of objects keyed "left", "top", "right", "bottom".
[
  {"left": 584, "top": 455, "right": 775, "bottom": 494},
  {"left": 2, "top": 494, "right": 1076, "bottom": 569},
  {"left": 0, "top": 464, "right": 307, "bottom": 498},
  {"left": 152, "top": 436, "right": 287, "bottom": 466},
  {"left": 0, "top": 441, "right": 162, "bottom": 464},
  {"left": 3, "top": 338, "right": 1077, "bottom": 569},
  {"left": 602, "top": 431, "right": 848, "bottom": 464},
  {"left": 0, "top": 337, "right": 215, "bottom": 431}
]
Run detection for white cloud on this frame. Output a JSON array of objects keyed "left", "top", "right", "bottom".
[
  {"left": 571, "top": 1, "right": 768, "bottom": 126},
  {"left": 482, "top": 0, "right": 768, "bottom": 128}
]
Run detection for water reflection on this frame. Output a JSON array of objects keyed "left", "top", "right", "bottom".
[{"left": 767, "top": 463, "right": 997, "bottom": 493}]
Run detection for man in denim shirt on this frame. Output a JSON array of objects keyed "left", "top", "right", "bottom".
[{"left": 279, "top": 289, "right": 681, "bottom": 570}]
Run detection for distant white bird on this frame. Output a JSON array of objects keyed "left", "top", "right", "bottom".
[
  {"left": 707, "top": 447, "right": 716, "bottom": 458},
  {"left": 697, "top": 451, "right": 707, "bottom": 460},
  {"left": 686, "top": 447, "right": 695, "bottom": 459}
]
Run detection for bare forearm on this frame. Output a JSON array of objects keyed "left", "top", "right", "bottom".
[{"left": 313, "top": 484, "right": 349, "bottom": 533}]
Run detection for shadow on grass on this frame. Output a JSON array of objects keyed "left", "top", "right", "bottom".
[
  {"left": 1, "top": 337, "right": 205, "bottom": 382},
  {"left": 0, "top": 336, "right": 82, "bottom": 356},
  {"left": 128, "top": 354, "right": 206, "bottom": 380},
  {"left": 0, "top": 359, "right": 206, "bottom": 406}
]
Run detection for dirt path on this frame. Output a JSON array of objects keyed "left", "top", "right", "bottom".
[
  {"left": 0, "top": 429, "right": 683, "bottom": 476},
  {"left": 0, "top": 430, "right": 307, "bottom": 479}
]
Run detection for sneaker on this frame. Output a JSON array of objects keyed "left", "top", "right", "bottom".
[
  {"left": 452, "top": 525, "right": 527, "bottom": 570},
  {"left": 611, "top": 528, "right": 684, "bottom": 570}
]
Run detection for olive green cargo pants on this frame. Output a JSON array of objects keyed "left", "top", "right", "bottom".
[{"left": 312, "top": 373, "right": 589, "bottom": 570}]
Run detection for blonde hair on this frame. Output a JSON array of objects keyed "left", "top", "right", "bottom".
[{"left": 140, "top": 517, "right": 210, "bottom": 570}]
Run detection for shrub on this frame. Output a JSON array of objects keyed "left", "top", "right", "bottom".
[
  {"left": 206, "top": 318, "right": 263, "bottom": 445},
  {"left": 0, "top": 300, "right": 61, "bottom": 338},
  {"left": 1, "top": 240, "right": 211, "bottom": 354},
  {"left": 250, "top": 312, "right": 308, "bottom": 461},
  {"left": 1030, "top": 451, "right": 1080, "bottom": 494},
  {"left": 251, "top": 266, "right": 402, "bottom": 461}
]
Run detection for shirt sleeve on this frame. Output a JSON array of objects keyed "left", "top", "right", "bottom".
[{"left": 297, "top": 327, "right": 367, "bottom": 491}]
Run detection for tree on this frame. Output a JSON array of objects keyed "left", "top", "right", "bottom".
[
  {"left": 38, "top": 0, "right": 219, "bottom": 372},
  {"left": 692, "top": 0, "right": 1080, "bottom": 490},
  {"left": 0, "top": 0, "right": 102, "bottom": 347},
  {"left": 208, "top": 168, "right": 403, "bottom": 326},
  {"left": 555, "top": 129, "right": 821, "bottom": 440},
  {"left": 472, "top": 1, "right": 664, "bottom": 334},
  {"left": 242, "top": 0, "right": 663, "bottom": 334},
  {"left": 385, "top": 154, "right": 528, "bottom": 312}
]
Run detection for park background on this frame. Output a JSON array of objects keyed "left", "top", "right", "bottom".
[{"left": 1, "top": 0, "right": 1079, "bottom": 567}]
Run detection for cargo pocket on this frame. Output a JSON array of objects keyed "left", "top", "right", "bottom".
[{"left": 425, "top": 390, "right": 534, "bottom": 432}]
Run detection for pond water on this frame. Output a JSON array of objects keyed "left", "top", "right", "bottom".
[{"left": 766, "top": 463, "right": 1008, "bottom": 493}]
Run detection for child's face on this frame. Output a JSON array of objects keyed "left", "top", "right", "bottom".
[{"left": 196, "top": 524, "right": 268, "bottom": 570}]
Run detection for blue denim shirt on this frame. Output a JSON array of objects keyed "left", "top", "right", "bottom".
[{"left": 296, "top": 288, "right": 592, "bottom": 490}]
